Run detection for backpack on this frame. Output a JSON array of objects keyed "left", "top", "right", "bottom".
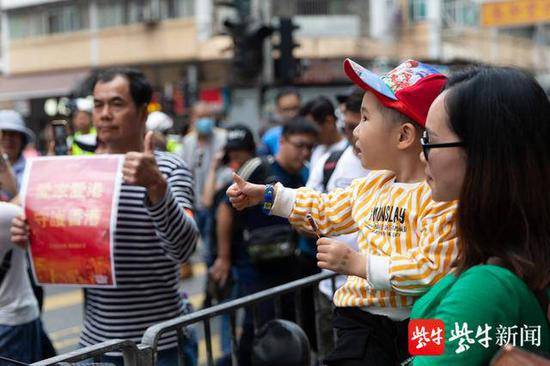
[
  {"left": 322, "top": 148, "right": 346, "bottom": 192},
  {"left": 238, "top": 156, "right": 298, "bottom": 265}
]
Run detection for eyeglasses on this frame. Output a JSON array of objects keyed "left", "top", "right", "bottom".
[
  {"left": 287, "top": 140, "right": 315, "bottom": 151},
  {"left": 420, "top": 130, "right": 465, "bottom": 161}
]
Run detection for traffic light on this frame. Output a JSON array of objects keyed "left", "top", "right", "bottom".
[
  {"left": 224, "top": 18, "right": 273, "bottom": 83},
  {"left": 274, "top": 17, "right": 300, "bottom": 83}
]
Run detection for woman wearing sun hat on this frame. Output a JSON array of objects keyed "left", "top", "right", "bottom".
[{"left": 0, "top": 110, "right": 36, "bottom": 197}]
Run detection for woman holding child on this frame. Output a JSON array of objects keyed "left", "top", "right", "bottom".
[{"left": 411, "top": 66, "right": 550, "bottom": 365}]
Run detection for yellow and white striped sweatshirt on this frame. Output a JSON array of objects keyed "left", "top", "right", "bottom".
[{"left": 271, "top": 170, "right": 458, "bottom": 319}]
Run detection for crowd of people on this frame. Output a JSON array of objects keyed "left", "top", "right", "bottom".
[{"left": 0, "top": 56, "right": 549, "bottom": 366}]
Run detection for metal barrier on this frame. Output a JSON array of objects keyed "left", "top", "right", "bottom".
[
  {"left": 141, "top": 271, "right": 337, "bottom": 366},
  {"left": 30, "top": 272, "right": 337, "bottom": 366},
  {"left": 30, "top": 339, "right": 151, "bottom": 366}
]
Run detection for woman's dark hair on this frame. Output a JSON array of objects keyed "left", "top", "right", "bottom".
[
  {"left": 445, "top": 66, "right": 550, "bottom": 290},
  {"left": 93, "top": 67, "right": 153, "bottom": 107},
  {"left": 282, "top": 116, "right": 319, "bottom": 138}
]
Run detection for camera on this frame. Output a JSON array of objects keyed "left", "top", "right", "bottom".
[{"left": 51, "top": 120, "right": 69, "bottom": 156}]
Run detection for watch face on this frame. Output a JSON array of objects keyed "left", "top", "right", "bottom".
[{"left": 262, "top": 185, "right": 275, "bottom": 214}]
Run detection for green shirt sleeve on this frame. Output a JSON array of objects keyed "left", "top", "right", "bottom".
[{"left": 413, "top": 266, "right": 532, "bottom": 366}]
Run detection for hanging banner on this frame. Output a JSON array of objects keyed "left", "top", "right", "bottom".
[{"left": 21, "top": 155, "right": 123, "bottom": 287}]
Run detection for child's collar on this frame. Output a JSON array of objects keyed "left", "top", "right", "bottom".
[{"left": 391, "top": 177, "right": 425, "bottom": 188}]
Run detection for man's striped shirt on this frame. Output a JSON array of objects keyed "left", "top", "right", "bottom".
[{"left": 80, "top": 151, "right": 198, "bottom": 351}]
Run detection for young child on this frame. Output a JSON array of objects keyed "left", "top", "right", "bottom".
[{"left": 227, "top": 59, "right": 458, "bottom": 365}]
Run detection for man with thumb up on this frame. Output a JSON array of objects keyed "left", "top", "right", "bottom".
[
  {"left": 93, "top": 69, "right": 168, "bottom": 205},
  {"left": 11, "top": 68, "right": 199, "bottom": 366},
  {"left": 87, "top": 69, "right": 199, "bottom": 364}
]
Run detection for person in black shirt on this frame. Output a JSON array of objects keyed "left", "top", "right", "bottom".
[{"left": 212, "top": 118, "right": 319, "bottom": 366}]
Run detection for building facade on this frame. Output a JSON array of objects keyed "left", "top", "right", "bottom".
[{"left": 0, "top": 0, "right": 547, "bottom": 142}]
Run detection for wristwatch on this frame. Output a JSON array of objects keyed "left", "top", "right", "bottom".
[{"left": 262, "top": 184, "right": 275, "bottom": 215}]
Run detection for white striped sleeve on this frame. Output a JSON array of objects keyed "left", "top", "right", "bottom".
[
  {"left": 388, "top": 200, "right": 459, "bottom": 295},
  {"left": 144, "top": 154, "right": 199, "bottom": 262}
]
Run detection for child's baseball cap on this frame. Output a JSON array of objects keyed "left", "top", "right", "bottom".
[{"left": 343, "top": 58, "right": 447, "bottom": 127}]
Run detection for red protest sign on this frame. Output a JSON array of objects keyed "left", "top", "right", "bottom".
[{"left": 21, "top": 155, "right": 123, "bottom": 287}]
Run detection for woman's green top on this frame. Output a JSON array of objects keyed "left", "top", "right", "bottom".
[{"left": 411, "top": 264, "right": 549, "bottom": 365}]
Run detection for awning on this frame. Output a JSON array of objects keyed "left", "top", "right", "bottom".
[{"left": 0, "top": 69, "right": 90, "bottom": 101}]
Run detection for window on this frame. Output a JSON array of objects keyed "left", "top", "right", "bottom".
[
  {"left": 296, "top": 0, "right": 328, "bottom": 15},
  {"left": 159, "top": 0, "right": 176, "bottom": 20},
  {"left": 98, "top": 0, "right": 126, "bottom": 28},
  {"left": 8, "top": 1, "right": 88, "bottom": 39},
  {"left": 94, "top": 0, "right": 197, "bottom": 30},
  {"left": 442, "top": 0, "right": 479, "bottom": 28},
  {"left": 9, "top": 0, "right": 195, "bottom": 37},
  {"left": 273, "top": 0, "right": 360, "bottom": 17},
  {"left": 409, "top": 0, "right": 427, "bottom": 22},
  {"left": 159, "top": 0, "right": 195, "bottom": 20},
  {"left": 9, "top": 10, "right": 49, "bottom": 39},
  {"left": 9, "top": 13, "right": 38, "bottom": 39},
  {"left": 127, "top": 0, "right": 146, "bottom": 23},
  {"left": 175, "top": 0, "right": 194, "bottom": 18},
  {"left": 47, "top": 4, "right": 87, "bottom": 34}
]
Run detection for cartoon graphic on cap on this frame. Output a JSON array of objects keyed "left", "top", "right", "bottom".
[{"left": 381, "top": 60, "right": 440, "bottom": 95}]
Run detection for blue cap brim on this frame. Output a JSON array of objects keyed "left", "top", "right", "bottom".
[{"left": 343, "top": 58, "right": 397, "bottom": 101}]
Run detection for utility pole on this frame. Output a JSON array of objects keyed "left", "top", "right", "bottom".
[
  {"left": 0, "top": 4, "right": 10, "bottom": 75},
  {"left": 260, "top": 0, "right": 274, "bottom": 86},
  {"left": 427, "top": 0, "right": 443, "bottom": 61},
  {"left": 89, "top": 0, "right": 98, "bottom": 68}
]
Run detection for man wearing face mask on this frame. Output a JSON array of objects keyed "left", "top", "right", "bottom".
[{"left": 180, "top": 101, "right": 227, "bottom": 261}]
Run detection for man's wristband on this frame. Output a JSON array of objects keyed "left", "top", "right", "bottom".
[{"left": 262, "top": 184, "right": 275, "bottom": 215}]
